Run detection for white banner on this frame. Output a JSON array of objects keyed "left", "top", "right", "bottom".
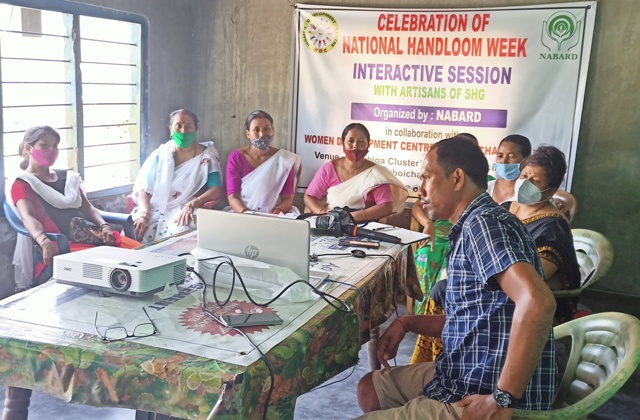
[{"left": 291, "top": 2, "right": 597, "bottom": 194}]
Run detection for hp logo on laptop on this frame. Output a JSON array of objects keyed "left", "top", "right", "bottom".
[{"left": 244, "top": 245, "right": 259, "bottom": 260}]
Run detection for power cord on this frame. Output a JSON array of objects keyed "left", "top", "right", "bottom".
[
  {"left": 310, "top": 250, "right": 397, "bottom": 266},
  {"left": 185, "top": 254, "right": 351, "bottom": 313},
  {"left": 308, "top": 280, "right": 366, "bottom": 392},
  {"left": 189, "top": 267, "right": 275, "bottom": 420},
  {"left": 177, "top": 252, "right": 354, "bottom": 420}
]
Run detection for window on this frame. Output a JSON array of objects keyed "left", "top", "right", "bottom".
[{"left": 0, "top": 0, "right": 147, "bottom": 194}]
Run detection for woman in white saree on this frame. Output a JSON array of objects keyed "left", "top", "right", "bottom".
[
  {"left": 131, "top": 109, "right": 223, "bottom": 243},
  {"left": 225, "top": 110, "right": 301, "bottom": 217},
  {"left": 304, "top": 123, "right": 408, "bottom": 222}
]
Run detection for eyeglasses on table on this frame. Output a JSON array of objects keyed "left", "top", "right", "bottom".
[{"left": 94, "top": 307, "right": 158, "bottom": 342}]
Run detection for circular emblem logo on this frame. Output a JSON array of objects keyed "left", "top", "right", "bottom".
[
  {"left": 302, "top": 12, "right": 339, "bottom": 54},
  {"left": 542, "top": 11, "right": 580, "bottom": 52},
  {"left": 244, "top": 245, "right": 259, "bottom": 260}
]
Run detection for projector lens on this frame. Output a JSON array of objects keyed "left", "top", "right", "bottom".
[{"left": 109, "top": 268, "right": 131, "bottom": 291}]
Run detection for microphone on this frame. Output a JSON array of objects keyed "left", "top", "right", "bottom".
[{"left": 343, "top": 224, "right": 402, "bottom": 244}]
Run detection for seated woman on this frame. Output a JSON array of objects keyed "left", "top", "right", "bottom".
[
  {"left": 304, "top": 123, "right": 408, "bottom": 222},
  {"left": 131, "top": 109, "right": 223, "bottom": 243},
  {"left": 9, "top": 125, "right": 139, "bottom": 290},
  {"left": 226, "top": 110, "right": 301, "bottom": 216},
  {"left": 488, "top": 134, "right": 532, "bottom": 204},
  {"left": 505, "top": 145, "right": 581, "bottom": 324}
]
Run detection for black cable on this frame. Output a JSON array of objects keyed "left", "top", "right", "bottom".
[
  {"left": 191, "top": 268, "right": 275, "bottom": 420},
  {"left": 311, "top": 251, "right": 397, "bottom": 267},
  {"left": 309, "top": 252, "right": 353, "bottom": 261},
  {"left": 188, "top": 255, "right": 351, "bottom": 313},
  {"left": 308, "top": 279, "right": 365, "bottom": 392}
]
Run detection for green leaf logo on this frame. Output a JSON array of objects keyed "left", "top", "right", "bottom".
[{"left": 541, "top": 11, "right": 581, "bottom": 52}]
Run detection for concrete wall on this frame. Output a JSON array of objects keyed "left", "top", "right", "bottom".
[{"left": 2, "top": 0, "right": 639, "bottom": 299}]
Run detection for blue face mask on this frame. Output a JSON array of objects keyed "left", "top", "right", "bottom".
[{"left": 493, "top": 163, "right": 521, "bottom": 180}]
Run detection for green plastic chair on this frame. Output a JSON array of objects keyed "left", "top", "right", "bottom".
[
  {"left": 553, "top": 229, "right": 614, "bottom": 298},
  {"left": 514, "top": 312, "right": 640, "bottom": 419}
]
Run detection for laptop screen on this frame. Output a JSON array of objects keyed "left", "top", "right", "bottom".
[{"left": 195, "top": 209, "right": 311, "bottom": 280}]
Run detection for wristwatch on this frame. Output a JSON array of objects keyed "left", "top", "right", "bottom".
[{"left": 493, "top": 388, "right": 521, "bottom": 408}]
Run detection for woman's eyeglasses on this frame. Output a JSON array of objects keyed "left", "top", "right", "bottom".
[{"left": 94, "top": 307, "right": 157, "bottom": 343}]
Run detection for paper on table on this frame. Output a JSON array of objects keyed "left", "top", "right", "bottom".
[{"left": 358, "top": 222, "right": 429, "bottom": 244}]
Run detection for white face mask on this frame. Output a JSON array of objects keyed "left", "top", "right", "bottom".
[{"left": 515, "top": 178, "right": 550, "bottom": 205}]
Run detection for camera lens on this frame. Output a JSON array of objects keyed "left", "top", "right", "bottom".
[{"left": 109, "top": 268, "right": 131, "bottom": 292}]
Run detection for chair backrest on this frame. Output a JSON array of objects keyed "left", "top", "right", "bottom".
[
  {"left": 555, "top": 312, "right": 640, "bottom": 412},
  {"left": 553, "top": 190, "right": 578, "bottom": 224},
  {"left": 3, "top": 199, "right": 29, "bottom": 237},
  {"left": 515, "top": 312, "right": 640, "bottom": 419},
  {"left": 572, "top": 229, "right": 614, "bottom": 289}
]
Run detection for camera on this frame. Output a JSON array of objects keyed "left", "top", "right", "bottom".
[{"left": 315, "top": 207, "right": 357, "bottom": 236}]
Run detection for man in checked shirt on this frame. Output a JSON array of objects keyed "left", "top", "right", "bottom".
[{"left": 357, "top": 136, "right": 557, "bottom": 420}]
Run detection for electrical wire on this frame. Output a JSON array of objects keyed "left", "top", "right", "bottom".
[
  {"left": 311, "top": 251, "right": 397, "bottom": 267},
  {"left": 177, "top": 251, "right": 354, "bottom": 419},
  {"left": 189, "top": 268, "right": 275, "bottom": 420},
  {"left": 188, "top": 254, "right": 351, "bottom": 313},
  {"left": 178, "top": 247, "right": 399, "bottom": 412},
  {"left": 307, "top": 279, "right": 366, "bottom": 392}
]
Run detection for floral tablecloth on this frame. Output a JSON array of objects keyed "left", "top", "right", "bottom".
[{"left": 0, "top": 247, "right": 409, "bottom": 419}]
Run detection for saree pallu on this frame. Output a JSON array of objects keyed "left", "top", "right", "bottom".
[
  {"left": 132, "top": 141, "right": 221, "bottom": 243},
  {"left": 522, "top": 213, "right": 581, "bottom": 324},
  {"left": 240, "top": 149, "right": 300, "bottom": 216},
  {"left": 326, "top": 164, "right": 408, "bottom": 214},
  {"left": 410, "top": 220, "right": 451, "bottom": 364}
]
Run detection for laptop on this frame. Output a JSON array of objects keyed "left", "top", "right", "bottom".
[{"left": 194, "top": 209, "right": 329, "bottom": 286}]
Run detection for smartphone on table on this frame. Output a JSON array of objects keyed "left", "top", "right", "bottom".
[{"left": 220, "top": 313, "right": 284, "bottom": 328}]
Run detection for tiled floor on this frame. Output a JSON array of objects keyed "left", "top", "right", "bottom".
[{"left": 1, "top": 302, "right": 639, "bottom": 419}]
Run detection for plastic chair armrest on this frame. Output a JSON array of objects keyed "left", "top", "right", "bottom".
[
  {"left": 45, "top": 233, "right": 71, "bottom": 254},
  {"left": 99, "top": 210, "right": 135, "bottom": 239}
]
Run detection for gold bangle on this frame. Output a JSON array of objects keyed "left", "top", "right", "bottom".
[{"left": 194, "top": 197, "right": 203, "bottom": 207}]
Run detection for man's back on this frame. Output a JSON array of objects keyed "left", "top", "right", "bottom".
[{"left": 424, "top": 192, "right": 557, "bottom": 410}]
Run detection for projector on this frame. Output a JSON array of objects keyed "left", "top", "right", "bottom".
[{"left": 53, "top": 246, "right": 187, "bottom": 297}]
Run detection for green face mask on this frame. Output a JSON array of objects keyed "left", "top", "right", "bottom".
[{"left": 172, "top": 131, "right": 196, "bottom": 148}]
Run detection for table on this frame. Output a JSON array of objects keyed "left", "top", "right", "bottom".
[{"left": 0, "top": 238, "right": 412, "bottom": 420}]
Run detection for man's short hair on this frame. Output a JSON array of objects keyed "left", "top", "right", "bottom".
[{"left": 432, "top": 136, "right": 489, "bottom": 190}]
